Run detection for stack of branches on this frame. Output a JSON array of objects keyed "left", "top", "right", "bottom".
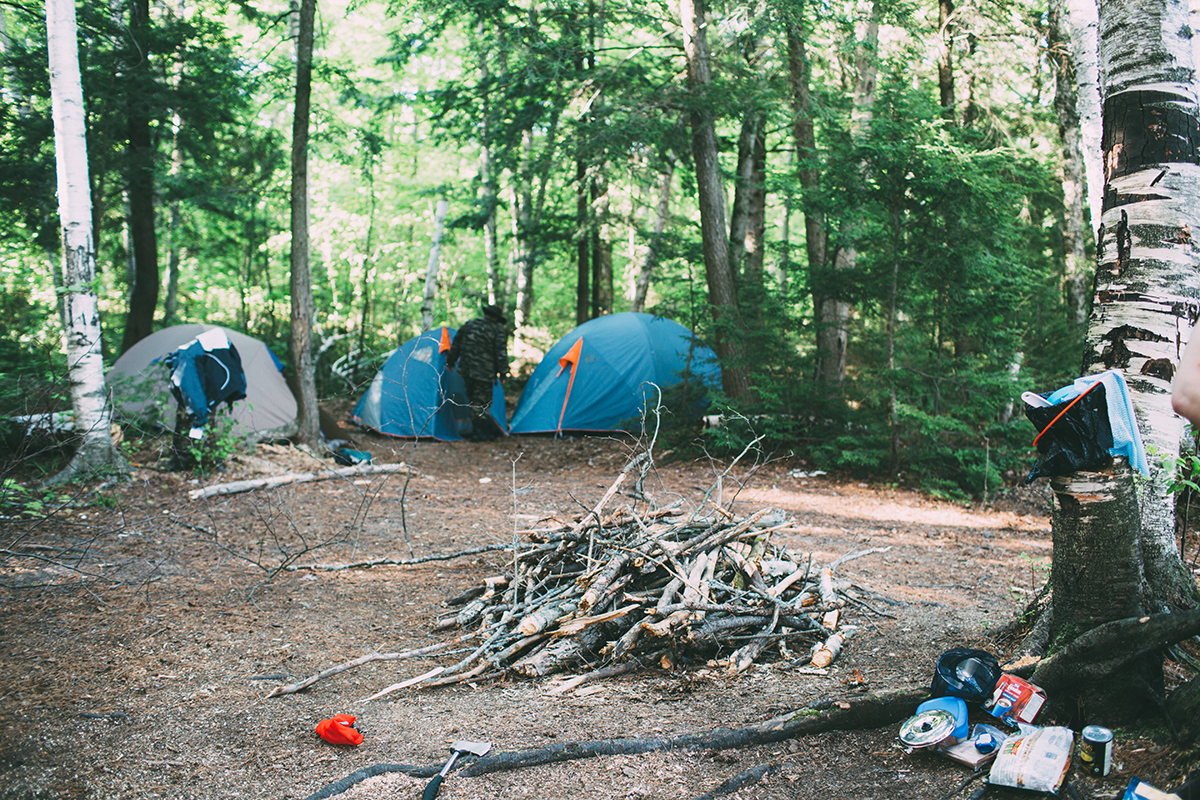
[{"left": 387, "top": 477, "right": 881, "bottom": 696}]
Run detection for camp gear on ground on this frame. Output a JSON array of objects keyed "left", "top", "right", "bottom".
[
  {"left": 422, "top": 739, "right": 492, "bottom": 800},
  {"left": 509, "top": 312, "right": 721, "bottom": 435},
  {"left": 331, "top": 447, "right": 372, "bottom": 466},
  {"left": 899, "top": 709, "right": 958, "bottom": 750},
  {"left": 940, "top": 724, "right": 1010, "bottom": 768},
  {"left": 931, "top": 647, "right": 1002, "bottom": 703},
  {"left": 315, "top": 713, "right": 363, "bottom": 746},
  {"left": 107, "top": 324, "right": 296, "bottom": 438},
  {"left": 988, "top": 726, "right": 1074, "bottom": 794},
  {"left": 985, "top": 674, "right": 1046, "bottom": 724},
  {"left": 351, "top": 327, "right": 508, "bottom": 441},
  {"left": 916, "top": 696, "right": 969, "bottom": 742}
]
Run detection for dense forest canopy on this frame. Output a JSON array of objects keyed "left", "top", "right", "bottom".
[{"left": 0, "top": 0, "right": 1149, "bottom": 496}]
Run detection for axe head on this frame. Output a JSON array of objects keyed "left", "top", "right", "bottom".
[{"left": 450, "top": 740, "right": 492, "bottom": 757}]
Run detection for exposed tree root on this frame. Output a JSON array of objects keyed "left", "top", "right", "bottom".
[
  {"left": 691, "top": 762, "right": 775, "bottom": 800},
  {"left": 1030, "top": 608, "right": 1200, "bottom": 692},
  {"left": 300, "top": 687, "right": 928, "bottom": 800}
]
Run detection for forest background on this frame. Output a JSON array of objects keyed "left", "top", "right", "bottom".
[{"left": 0, "top": 0, "right": 1146, "bottom": 498}]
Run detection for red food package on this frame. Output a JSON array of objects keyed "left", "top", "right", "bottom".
[{"left": 316, "top": 713, "right": 363, "bottom": 745}]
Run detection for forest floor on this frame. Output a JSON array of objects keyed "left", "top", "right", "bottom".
[{"left": 0, "top": 410, "right": 1197, "bottom": 800}]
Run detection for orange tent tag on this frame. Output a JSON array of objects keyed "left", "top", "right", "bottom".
[
  {"left": 556, "top": 338, "right": 584, "bottom": 432},
  {"left": 439, "top": 326, "right": 452, "bottom": 353}
]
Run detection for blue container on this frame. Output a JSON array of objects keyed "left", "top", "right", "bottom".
[{"left": 916, "top": 696, "right": 969, "bottom": 743}]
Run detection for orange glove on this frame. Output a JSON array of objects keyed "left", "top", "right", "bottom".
[{"left": 315, "top": 713, "right": 363, "bottom": 746}]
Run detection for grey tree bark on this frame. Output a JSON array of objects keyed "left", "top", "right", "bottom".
[
  {"left": 1050, "top": 0, "right": 1095, "bottom": 326},
  {"left": 631, "top": 156, "right": 674, "bottom": 313},
  {"left": 120, "top": 0, "right": 160, "bottom": 354},
  {"left": 680, "top": 0, "right": 752, "bottom": 400},
  {"left": 44, "top": 0, "right": 128, "bottom": 485},
  {"left": 288, "top": 0, "right": 320, "bottom": 448},
  {"left": 421, "top": 199, "right": 449, "bottom": 331}
]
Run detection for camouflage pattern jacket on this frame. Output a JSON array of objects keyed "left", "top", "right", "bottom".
[{"left": 447, "top": 317, "right": 508, "bottom": 381}]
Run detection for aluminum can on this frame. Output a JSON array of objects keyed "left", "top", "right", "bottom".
[{"left": 1079, "top": 725, "right": 1113, "bottom": 776}]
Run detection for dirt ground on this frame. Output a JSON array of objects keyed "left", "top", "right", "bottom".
[{"left": 1, "top": 417, "right": 1197, "bottom": 800}]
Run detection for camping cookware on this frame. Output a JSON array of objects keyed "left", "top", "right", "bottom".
[{"left": 421, "top": 739, "right": 492, "bottom": 800}]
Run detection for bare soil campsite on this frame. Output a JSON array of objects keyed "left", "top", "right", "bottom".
[{"left": 1, "top": 425, "right": 1197, "bottom": 800}]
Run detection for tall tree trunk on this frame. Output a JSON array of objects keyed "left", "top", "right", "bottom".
[
  {"left": 632, "top": 156, "right": 675, "bottom": 313},
  {"left": 680, "top": 0, "right": 752, "bottom": 401},
  {"left": 576, "top": 158, "right": 591, "bottom": 324},
  {"left": 591, "top": 174, "right": 613, "bottom": 317},
  {"left": 742, "top": 128, "right": 767, "bottom": 289},
  {"left": 1050, "top": 0, "right": 1091, "bottom": 327},
  {"left": 44, "top": 0, "right": 127, "bottom": 485},
  {"left": 1039, "top": 0, "right": 1200, "bottom": 725},
  {"left": 120, "top": 0, "right": 159, "bottom": 353},
  {"left": 936, "top": 0, "right": 955, "bottom": 123},
  {"left": 478, "top": 23, "right": 502, "bottom": 306},
  {"left": 1067, "top": 0, "right": 1104, "bottom": 243},
  {"left": 1088, "top": 0, "right": 1200, "bottom": 609},
  {"left": 421, "top": 199, "right": 449, "bottom": 330},
  {"left": 728, "top": 110, "right": 762, "bottom": 276},
  {"left": 289, "top": 0, "right": 320, "bottom": 448}
]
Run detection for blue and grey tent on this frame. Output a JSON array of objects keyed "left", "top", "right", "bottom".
[
  {"left": 107, "top": 324, "right": 296, "bottom": 439},
  {"left": 509, "top": 312, "right": 721, "bottom": 435},
  {"left": 351, "top": 327, "right": 508, "bottom": 441}
]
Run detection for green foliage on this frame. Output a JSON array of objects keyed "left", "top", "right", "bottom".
[
  {"left": 0, "top": 0, "right": 1086, "bottom": 501},
  {"left": 0, "top": 477, "right": 69, "bottom": 518}
]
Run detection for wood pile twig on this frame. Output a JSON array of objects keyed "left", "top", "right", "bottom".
[{"left": 373, "top": 469, "right": 888, "bottom": 695}]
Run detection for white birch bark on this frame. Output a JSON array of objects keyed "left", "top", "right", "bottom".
[
  {"left": 1082, "top": 0, "right": 1200, "bottom": 605},
  {"left": 1067, "top": 0, "right": 1103, "bottom": 241},
  {"left": 44, "top": 0, "right": 126, "bottom": 484},
  {"left": 420, "top": 198, "right": 448, "bottom": 331}
]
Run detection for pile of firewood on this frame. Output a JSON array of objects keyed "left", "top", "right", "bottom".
[{"left": 415, "top": 473, "right": 881, "bottom": 691}]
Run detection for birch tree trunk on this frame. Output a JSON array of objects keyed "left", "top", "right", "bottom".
[
  {"left": 680, "top": 0, "right": 752, "bottom": 401},
  {"left": 421, "top": 198, "right": 449, "bottom": 331},
  {"left": 1087, "top": 0, "right": 1200, "bottom": 609},
  {"left": 44, "top": 0, "right": 127, "bottom": 485},
  {"left": 1037, "top": 0, "right": 1200, "bottom": 722},
  {"left": 289, "top": 0, "right": 320, "bottom": 448}
]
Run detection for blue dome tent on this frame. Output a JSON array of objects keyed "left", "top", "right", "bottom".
[
  {"left": 509, "top": 313, "right": 721, "bottom": 435},
  {"left": 351, "top": 327, "right": 508, "bottom": 441}
]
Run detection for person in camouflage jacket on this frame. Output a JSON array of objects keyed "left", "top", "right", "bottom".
[{"left": 447, "top": 304, "right": 509, "bottom": 440}]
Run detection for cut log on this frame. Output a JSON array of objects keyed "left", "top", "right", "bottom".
[{"left": 188, "top": 462, "right": 409, "bottom": 500}]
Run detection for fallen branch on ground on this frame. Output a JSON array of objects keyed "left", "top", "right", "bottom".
[
  {"left": 188, "top": 462, "right": 410, "bottom": 501},
  {"left": 299, "top": 687, "right": 928, "bottom": 800},
  {"left": 266, "top": 638, "right": 466, "bottom": 697}
]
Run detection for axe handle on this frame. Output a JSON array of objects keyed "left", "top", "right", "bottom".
[
  {"left": 421, "top": 773, "right": 446, "bottom": 800},
  {"left": 421, "top": 750, "right": 460, "bottom": 800}
]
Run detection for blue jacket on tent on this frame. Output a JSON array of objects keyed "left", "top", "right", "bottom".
[
  {"left": 166, "top": 328, "right": 248, "bottom": 428},
  {"left": 509, "top": 312, "right": 721, "bottom": 435},
  {"left": 351, "top": 327, "right": 508, "bottom": 441}
]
